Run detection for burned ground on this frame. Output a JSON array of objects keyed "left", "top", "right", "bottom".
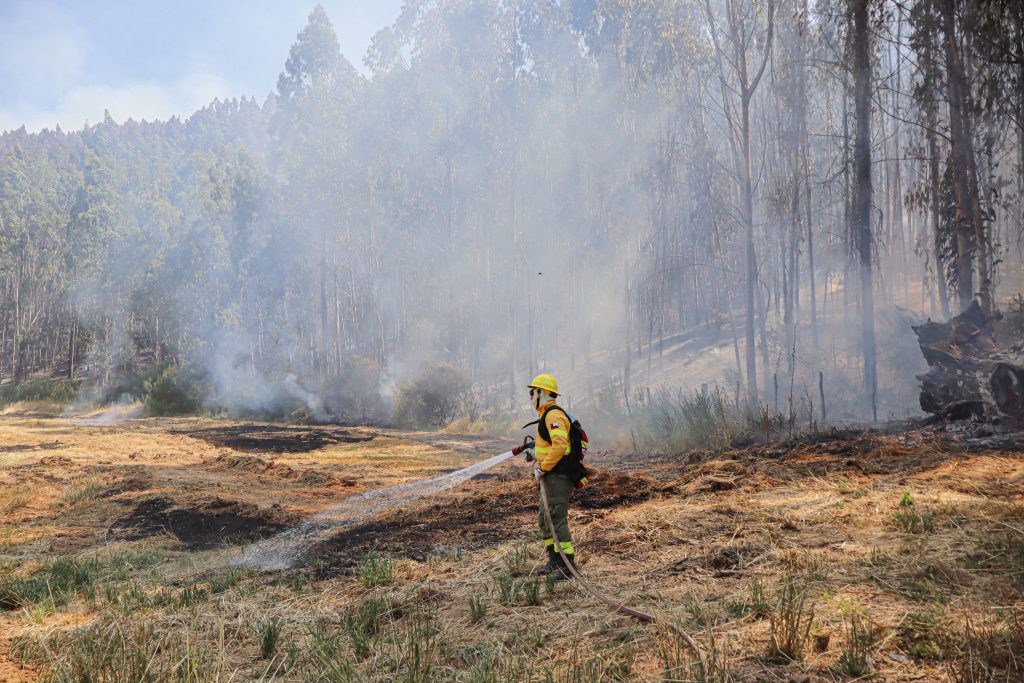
[
  {"left": 178, "top": 423, "right": 375, "bottom": 453},
  {"left": 113, "top": 496, "right": 303, "bottom": 550},
  {"left": 305, "top": 469, "right": 661, "bottom": 573}
]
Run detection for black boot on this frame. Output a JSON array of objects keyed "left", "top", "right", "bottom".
[
  {"left": 536, "top": 546, "right": 561, "bottom": 575},
  {"left": 552, "top": 553, "right": 577, "bottom": 581}
]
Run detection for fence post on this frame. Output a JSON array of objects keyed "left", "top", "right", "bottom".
[{"left": 819, "top": 371, "right": 827, "bottom": 426}]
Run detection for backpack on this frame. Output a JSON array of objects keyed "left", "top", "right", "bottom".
[{"left": 524, "top": 405, "right": 591, "bottom": 487}]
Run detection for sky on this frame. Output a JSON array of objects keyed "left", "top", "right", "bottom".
[{"left": 0, "top": 0, "right": 403, "bottom": 134}]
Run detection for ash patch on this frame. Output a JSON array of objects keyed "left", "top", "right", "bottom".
[
  {"left": 179, "top": 424, "right": 374, "bottom": 453},
  {"left": 114, "top": 497, "right": 302, "bottom": 550},
  {"left": 304, "top": 470, "right": 659, "bottom": 574}
]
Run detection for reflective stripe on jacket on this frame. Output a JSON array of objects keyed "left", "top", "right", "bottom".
[{"left": 535, "top": 400, "right": 570, "bottom": 472}]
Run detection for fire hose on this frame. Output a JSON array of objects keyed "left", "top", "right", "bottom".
[{"left": 537, "top": 473, "right": 705, "bottom": 667}]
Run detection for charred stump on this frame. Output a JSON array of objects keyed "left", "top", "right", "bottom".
[{"left": 913, "top": 301, "right": 1024, "bottom": 422}]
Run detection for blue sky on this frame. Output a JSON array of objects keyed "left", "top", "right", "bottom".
[{"left": 0, "top": 0, "right": 402, "bottom": 133}]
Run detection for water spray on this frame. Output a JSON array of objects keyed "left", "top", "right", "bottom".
[{"left": 232, "top": 449, "right": 514, "bottom": 570}]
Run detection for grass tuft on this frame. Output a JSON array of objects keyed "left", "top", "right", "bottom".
[
  {"left": 469, "top": 593, "right": 487, "bottom": 623},
  {"left": 357, "top": 551, "right": 395, "bottom": 588},
  {"left": 767, "top": 575, "right": 815, "bottom": 662},
  {"left": 834, "top": 608, "right": 878, "bottom": 677},
  {"left": 893, "top": 492, "right": 935, "bottom": 534},
  {"left": 260, "top": 617, "right": 282, "bottom": 659},
  {"left": 61, "top": 476, "right": 105, "bottom": 507}
]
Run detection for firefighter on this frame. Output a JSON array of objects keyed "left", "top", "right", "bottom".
[{"left": 523, "top": 373, "right": 586, "bottom": 580}]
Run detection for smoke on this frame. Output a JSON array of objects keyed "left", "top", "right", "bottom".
[{"left": 5, "top": 2, "right": 1020, "bottom": 427}]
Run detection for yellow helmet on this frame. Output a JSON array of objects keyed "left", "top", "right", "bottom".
[{"left": 528, "top": 373, "right": 559, "bottom": 396}]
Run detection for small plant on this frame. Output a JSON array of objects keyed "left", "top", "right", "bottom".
[
  {"left": 686, "top": 602, "right": 708, "bottom": 626},
  {"left": 288, "top": 572, "right": 307, "bottom": 593},
  {"left": 260, "top": 617, "right": 282, "bottom": 659},
  {"left": 469, "top": 594, "right": 487, "bottom": 623},
  {"left": 12, "top": 617, "right": 225, "bottom": 681},
  {"left": 523, "top": 577, "right": 542, "bottom": 606},
  {"left": 942, "top": 610, "right": 1023, "bottom": 683},
  {"left": 343, "top": 593, "right": 393, "bottom": 660},
  {"left": 395, "top": 608, "right": 439, "bottom": 683},
  {"left": 502, "top": 543, "right": 529, "bottom": 575},
  {"left": 767, "top": 575, "right": 815, "bottom": 662},
  {"left": 178, "top": 583, "right": 209, "bottom": 607},
  {"left": 465, "top": 643, "right": 529, "bottom": 681},
  {"left": 496, "top": 573, "right": 518, "bottom": 605},
  {"left": 903, "top": 608, "right": 945, "bottom": 660},
  {"left": 105, "top": 580, "right": 149, "bottom": 612},
  {"left": 208, "top": 569, "right": 246, "bottom": 594},
  {"left": 834, "top": 609, "right": 877, "bottom": 677},
  {"left": 357, "top": 551, "right": 395, "bottom": 588},
  {"left": 284, "top": 639, "right": 301, "bottom": 671},
  {"left": 729, "top": 579, "right": 770, "bottom": 619},
  {"left": 893, "top": 492, "right": 934, "bottom": 534},
  {"left": 61, "top": 477, "right": 105, "bottom": 507},
  {"left": 308, "top": 619, "right": 360, "bottom": 682},
  {"left": 658, "top": 623, "right": 734, "bottom": 682},
  {"left": 748, "top": 579, "right": 770, "bottom": 619},
  {"left": 545, "top": 573, "right": 557, "bottom": 595}
]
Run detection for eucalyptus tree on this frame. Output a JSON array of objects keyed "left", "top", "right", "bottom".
[{"left": 700, "top": 0, "right": 776, "bottom": 405}]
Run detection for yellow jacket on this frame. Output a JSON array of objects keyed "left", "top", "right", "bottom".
[{"left": 534, "top": 400, "right": 571, "bottom": 472}]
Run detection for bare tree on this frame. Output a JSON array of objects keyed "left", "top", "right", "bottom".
[{"left": 703, "top": 0, "right": 776, "bottom": 405}]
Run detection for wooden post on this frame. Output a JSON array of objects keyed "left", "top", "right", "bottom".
[{"left": 819, "top": 371, "right": 827, "bottom": 426}]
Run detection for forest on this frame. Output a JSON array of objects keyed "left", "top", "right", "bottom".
[{"left": 1, "top": 0, "right": 1022, "bottom": 426}]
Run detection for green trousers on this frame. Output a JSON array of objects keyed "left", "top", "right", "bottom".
[{"left": 538, "top": 472, "right": 575, "bottom": 555}]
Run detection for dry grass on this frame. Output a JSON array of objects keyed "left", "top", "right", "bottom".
[{"left": 0, "top": 415, "right": 1021, "bottom": 681}]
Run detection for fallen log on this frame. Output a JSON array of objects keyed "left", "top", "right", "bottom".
[{"left": 913, "top": 301, "right": 1024, "bottom": 422}]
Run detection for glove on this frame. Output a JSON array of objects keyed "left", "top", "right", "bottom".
[
  {"left": 532, "top": 466, "right": 543, "bottom": 479},
  {"left": 513, "top": 436, "right": 535, "bottom": 462}
]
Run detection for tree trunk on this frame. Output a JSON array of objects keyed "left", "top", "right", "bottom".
[
  {"left": 939, "top": 0, "right": 977, "bottom": 313},
  {"left": 741, "top": 93, "right": 759, "bottom": 405},
  {"left": 927, "top": 107, "right": 951, "bottom": 319},
  {"left": 852, "top": 0, "right": 877, "bottom": 421}
]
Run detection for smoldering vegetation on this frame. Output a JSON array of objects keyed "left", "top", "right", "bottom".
[{"left": 0, "top": 1, "right": 1022, "bottom": 433}]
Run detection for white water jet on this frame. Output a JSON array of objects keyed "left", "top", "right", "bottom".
[{"left": 231, "top": 450, "right": 514, "bottom": 570}]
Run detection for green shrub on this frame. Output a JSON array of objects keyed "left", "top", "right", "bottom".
[
  {"left": 0, "top": 377, "right": 80, "bottom": 407},
  {"left": 392, "top": 364, "right": 469, "bottom": 428},
  {"left": 144, "top": 364, "right": 205, "bottom": 416}
]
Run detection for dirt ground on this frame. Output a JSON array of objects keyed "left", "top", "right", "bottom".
[{"left": 1, "top": 403, "right": 1022, "bottom": 681}]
